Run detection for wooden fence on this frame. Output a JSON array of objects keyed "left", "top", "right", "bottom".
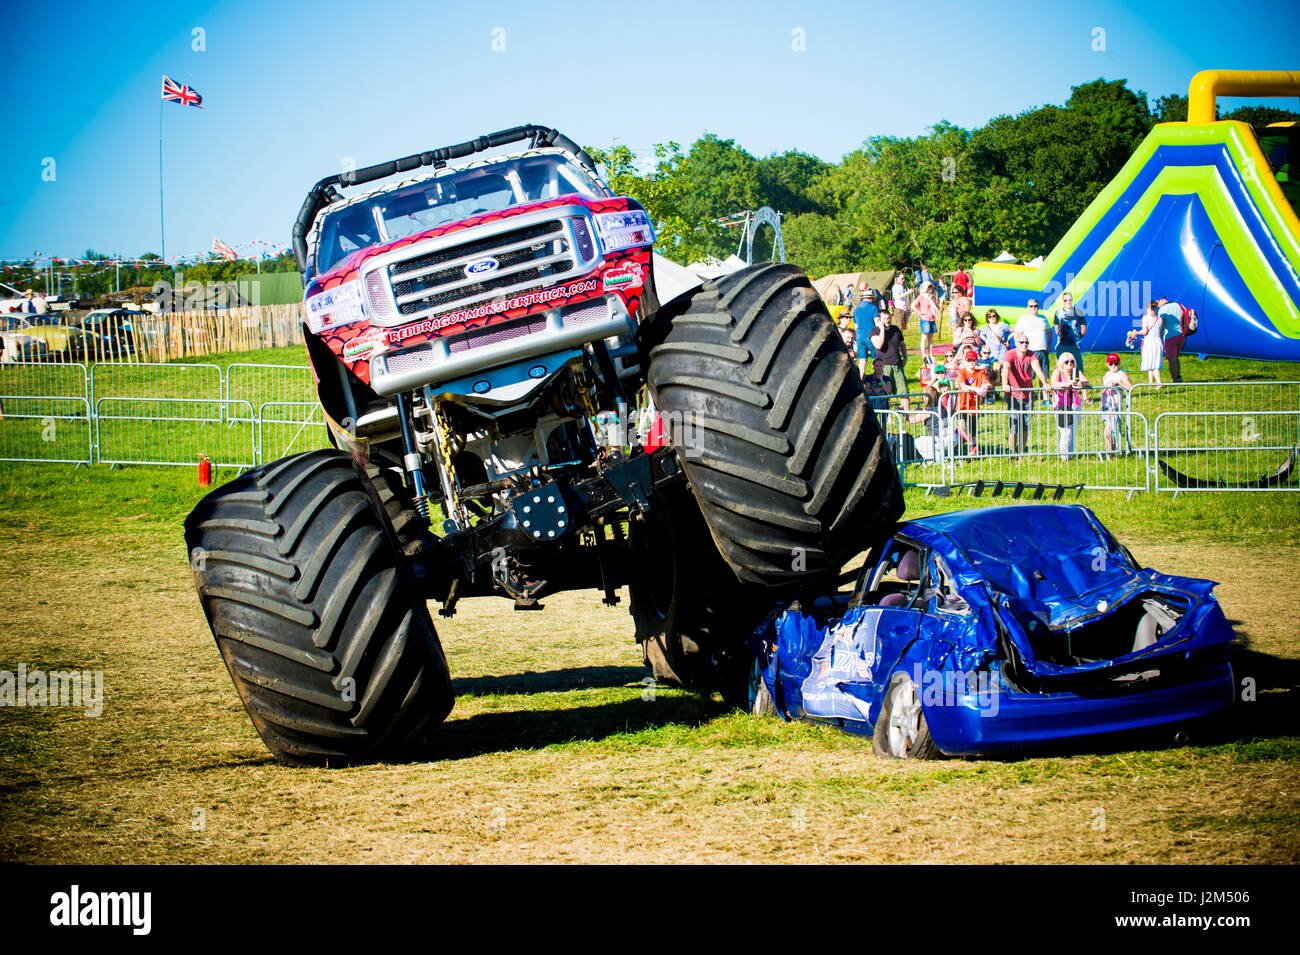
[{"left": 134, "top": 304, "right": 307, "bottom": 362}]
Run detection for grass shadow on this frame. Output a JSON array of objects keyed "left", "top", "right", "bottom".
[
  {"left": 0, "top": 754, "right": 279, "bottom": 795},
  {"left": 412, "top": 692, "right": 732, "bottom": 762},
  {"left": 452, "top": 665, "right": 648, "bottom": 697}
]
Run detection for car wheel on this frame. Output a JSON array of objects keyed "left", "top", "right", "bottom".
[
  {"left": 873, "top": 673, "right": 941, "bottom": 759},
  {"left": 748, "top": 655, "right": 778, "bottom": 717}
]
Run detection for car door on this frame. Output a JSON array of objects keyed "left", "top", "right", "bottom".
[{"left": 776, "top": 539, "right": 925, "bottom": 728}]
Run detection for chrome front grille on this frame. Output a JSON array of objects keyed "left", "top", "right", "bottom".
[
  {"left": 558, "top": 297, "right": 610, "bottom": 329},
  {"left": 447, "top": 314, "right": 549, "bottom": 354},
  {"left": 382, "top": 343, "right": 436, "bottom": 376},
  {"left": 365, "top": 209, "right": 597, "bottom": 327},
  {"left": 364, "top": 270, "right": 395, "bottom": 320}
]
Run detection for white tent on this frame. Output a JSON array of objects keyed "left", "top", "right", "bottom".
[
  {"left": 1024, "top": 254, "right": 1045, "bottom": 268},
  {"left": 992, "top": 250, "right": 1020, "bottom": 264},
  {"left": 686, "top": 254, "right": 747, "bottom": 280},
  {"left": 651, "top": 253, "right": 703, "bottom": 305}
]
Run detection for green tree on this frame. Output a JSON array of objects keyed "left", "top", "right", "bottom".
[
  {"left": 1223, "top": 105, "right": 1300, "bottom": 128},
  {"left": 1152, "top": 92, "right": 1188, "bottom": 123},
  {"left": 587, "top": 141, "right": 725, "bottom": 265},
  {"left": 1065, "top": 78, "right": 1152, "bottom": 149},
  {"left": 969, "top": 86, "right": 1149, "bottom": 253},
  {"left": 755, "top": 150, "right": 831, "bottom": 216},
  {"left": 782, "top": 212, "right": 860, "bottom": 277}
]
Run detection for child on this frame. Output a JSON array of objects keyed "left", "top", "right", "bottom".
[
  {"left": 920, "top": 360, "right": 950, "bottom": 391},
  {"left": 909, "top": 381, "right": 957, "bottom": 463},
  {"left": 1100, "top": 352, "right": 1133, "bottom": 453},
  {"left": 864, "top": 357, "right": 895, "bottom": 410},
  {"left": 954, "top": 349, "right": 990, "bottom": 455}
]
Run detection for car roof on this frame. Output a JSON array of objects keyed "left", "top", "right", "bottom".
[
  {"left": 895, "top": 504, "right": 1134, "bottom": 600},
  {"left": 901, "top": 503, "right": 1095, "bottom": 541}
]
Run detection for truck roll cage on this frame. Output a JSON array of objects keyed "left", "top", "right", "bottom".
[{"left": 291, "top": 124, "right": 602, "bottom": 274}]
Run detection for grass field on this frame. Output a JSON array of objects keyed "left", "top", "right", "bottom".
[{"left": 0, "top": 462, "right": 1296, "bottom": 864}]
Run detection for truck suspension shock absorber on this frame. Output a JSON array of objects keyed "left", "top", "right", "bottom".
[{"left": 394, "top": 391, "right": 432, "bottom": 522}]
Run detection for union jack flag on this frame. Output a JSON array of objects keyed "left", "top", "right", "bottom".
[
  {"left": 212, "top": 237, "right": 236, "bottom": 261},
  {"left": 161, "top": 75, "right": 203, "bottom": 108}
]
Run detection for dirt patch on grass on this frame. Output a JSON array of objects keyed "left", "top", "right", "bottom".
[{"left": 1, "top": 534, "right": 1297, "bottom": 864}]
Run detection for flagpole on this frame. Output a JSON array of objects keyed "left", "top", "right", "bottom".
[{"left": 159, "top": 94, "right": 165, "bottom": 266}]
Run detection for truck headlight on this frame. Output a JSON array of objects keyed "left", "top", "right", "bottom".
[{"left": 594, "top": 209, "right": 654, "bottom": 253}]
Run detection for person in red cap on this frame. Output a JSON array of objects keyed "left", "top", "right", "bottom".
[
  {"left": 954, "top": 348, "right": 990, "bottom": 455},
  {"left": 1100, "top": 352, "right": 1134, "bottom": 453}
]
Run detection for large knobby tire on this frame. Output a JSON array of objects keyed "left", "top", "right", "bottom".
[
  {"left": 628, "top": 485, "right": 762, "bottom": 695},
  {"left": 184, "top": 449, "right": 454, "bottom": 766},
  {"left": 364, "top": 455, "right": 432, "bottom": 559},
  {"left": 647, "top": 264, "right": 904, "bottom": 588}
]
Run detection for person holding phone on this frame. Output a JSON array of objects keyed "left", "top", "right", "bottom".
[{"left": 1051, "top": 353, "right": 1090, "bottom": 460}]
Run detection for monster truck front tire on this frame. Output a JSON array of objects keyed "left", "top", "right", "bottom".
[
  {"left": 184, "top": 449, "right": 454, "bottom": 765},
  {"left": 647, "top": 264, "right": 903, "bottom": 588},
  {"left": 629, "top": 485, "right": 762, "bottom": 694}
]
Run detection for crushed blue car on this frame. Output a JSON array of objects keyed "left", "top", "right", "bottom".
[{"left": 748, "top": 504, "right": 1237, "bottom": 758}]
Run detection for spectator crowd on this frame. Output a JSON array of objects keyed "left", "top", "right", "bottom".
[{"left": 829, "top": 267, "right": 1199, "bottom": 461}]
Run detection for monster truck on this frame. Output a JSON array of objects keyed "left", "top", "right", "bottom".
[{"left": 184, "top": 125, "right": 903, "bottom": 765}]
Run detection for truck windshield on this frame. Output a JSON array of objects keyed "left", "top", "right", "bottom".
[{"left": 315, "top": 154, "right": 603, "bottom": 274}]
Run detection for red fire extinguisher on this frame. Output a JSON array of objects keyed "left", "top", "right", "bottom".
[
  {"left": 198, "top": 454, "right": 212, "bottom": 487},
  {"left": 644, "top": 413, "right": 669, "bottom": 451}
]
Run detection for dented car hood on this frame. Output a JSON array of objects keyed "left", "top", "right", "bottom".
[{"left": 906, "top": 505, "right": 1157, "bottom": 627}]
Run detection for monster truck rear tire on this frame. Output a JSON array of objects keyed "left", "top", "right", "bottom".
[
  {"left": 647, "top": 264, "right": 903, "bottom": 588},
  {"left": 629, "top": 485, "right": 763, "bottom": 693},
  {"left": 184, "top": 449, "right": 454, "bottom": 766}
]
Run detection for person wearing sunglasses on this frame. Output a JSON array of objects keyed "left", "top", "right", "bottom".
[
  {"left": 979, "top": 308, "right": 1012, "bottom": 362},
  {"left": 952, "top": 311, "right": 981, "bottom": 354},
  {"left": 1014, "top": 299, "right": 1052, "bottom": 376},
  {"left": 1051, "top": 352, "right": 1090, "bottom": 461},
  {"left": 1000, "top": 333, "right": 1049, "bottom": 454},
  {"left": 1053, "top": 291, "right": 1088, "bottom": 368}
]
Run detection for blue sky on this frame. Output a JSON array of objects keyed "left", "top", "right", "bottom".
[{"left": 1, "top": 0, "right": 1296, "bottom": 262}]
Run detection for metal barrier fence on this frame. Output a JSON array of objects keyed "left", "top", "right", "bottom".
[
  {"left": 0, "top": 362, "right": 93, "bottom": 464},
  {"left": 875, "top": 383, "right": 1298, "bottom": 494},
  {"left": 1, "top": 365, "right": 1296, "bottom": 493},
  {"left": 225, "top": 364, "right": 324, "bottom": 464},
  {"left": 0, "top": 361, "right": 329, "bottom": 469},
  {"left": 881, "top": 404, "right": 1153, "bottom": 493},
  {"left": 1153, "top": 410, "right": 1300, "bottom": 493},
  {"left": 257, "top": 401, "right": 328, "bottom": 466}
]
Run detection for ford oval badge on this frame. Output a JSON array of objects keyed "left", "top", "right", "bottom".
[{"left": 465, "top": 257, "right": 499, "bottom": 277}]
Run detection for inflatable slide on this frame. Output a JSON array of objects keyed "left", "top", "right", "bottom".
[{"left": 972, "top": 70, "right": 1300, "bottom": 360}]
